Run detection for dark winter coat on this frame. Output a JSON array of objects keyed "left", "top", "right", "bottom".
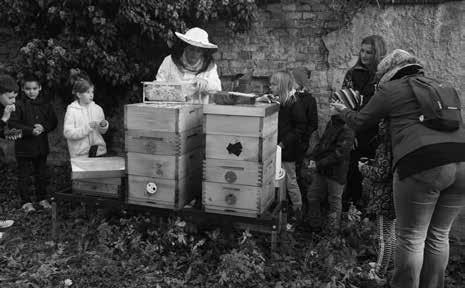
[
  {"left": 294, "top": 90, "right": 318, "bottom": 156},
  {"left": 342, "top": 64, "right": 378, "bottom": 158},
  {"left": 310, "top": 115, "right": 355, "bottom": 185},
  {"left": 278, "top": 92, "right": 318, "bottom": 162},
  {"left": 341, "top": 74, "right": 465, "bottom": 172},
  {"left": 11, "top": 95, "right": 58, "bottom": 157}
]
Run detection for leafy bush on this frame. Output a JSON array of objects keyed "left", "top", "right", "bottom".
[{"left": 0, "top": 0, "right": 257, "bottom": 98}]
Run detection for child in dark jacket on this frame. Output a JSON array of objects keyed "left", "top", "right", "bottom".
[
  {"left": 270, "top": 71, "right": 308, "bottom": 220},
  {"left": 291, "top": 67, "right": 318, "bottom": 198},
  {"left": 12, "top": 74, "right": 57, "bottom": 209},
  {"left": 0, "top": 74, "right": 19, "bottom": 235},
  {"left": 307, "top": 105, "right": 354, "bottom": 231}
]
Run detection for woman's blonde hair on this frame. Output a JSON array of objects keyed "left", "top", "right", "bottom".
[{"left": 270, "top": 71, "right": 296, "bottom": 106}]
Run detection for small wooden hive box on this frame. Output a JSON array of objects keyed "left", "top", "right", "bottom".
[
  {"left": 202, "top": 103, "right": 279, "bottom": 218},
  {"left": 71, "top": 157, "right": 126, "bottom": 199},
  {"left": 124, "top": 102, "right": 203, "bottom": 210}
]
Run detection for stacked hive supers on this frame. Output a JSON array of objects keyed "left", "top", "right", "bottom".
[
  {"left": 124, "top": 103, "right": 203, "bottom": 209},
  {"left": 202, "top": 103, "right": 279, "bottom": 217}
]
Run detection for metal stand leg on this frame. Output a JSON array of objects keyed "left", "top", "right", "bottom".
[
  {"left": 51, "top": 197, "right": 57, "bottom": 241},
  {"left": 271, "top": 224, "right": 278, "bottom": 251}
]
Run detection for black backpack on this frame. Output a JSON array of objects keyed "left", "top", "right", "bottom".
[{"left": 408, "top": 76, "right": 463, "bottom": 132}]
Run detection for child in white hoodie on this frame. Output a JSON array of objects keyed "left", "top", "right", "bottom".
[{"left": 63, "top": 77, "right": 109, "bottom": 158}]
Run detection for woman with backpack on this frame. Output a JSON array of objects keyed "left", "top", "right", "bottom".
[{"left": 332, "top": 49, "right": 465, "bottom": 288}]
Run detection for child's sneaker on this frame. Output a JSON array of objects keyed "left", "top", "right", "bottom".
[
  {"left": 39, "top": 200, "right": 52, "bottom": 209},
  {"left": 0, "top": 220, "right": 14, "bottom": 229},
  {"left": 22, "top": 202, "right": 36, "bottom": 213}
]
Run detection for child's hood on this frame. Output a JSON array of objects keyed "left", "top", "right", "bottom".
[{"left": 68, "top": 100, "right": 97, "bottom": 111}]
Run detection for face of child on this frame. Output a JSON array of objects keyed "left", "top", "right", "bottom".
[
  {"left": 360, "top": 44, "right": 374, "bottom": 66},
  {"left": 269, "top": 78, "right": 279, "bottom": 95},
  {"left": 23, "top": 81, "right": 41, "bottom": 100},
  {"left": 0, "top": 91, "right": 17, "bottom": 106},
  {"left": 184, "top": 45, "right": 204, "bottom": 64},
  {"left": 77, "top": 86, "right": 94, "bottom": 105}
]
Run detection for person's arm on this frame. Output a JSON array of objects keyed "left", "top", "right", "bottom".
[
  {"left": 281, "top": 104, "right": 307, "bottom": 150},
  {"left": 42, "top": 103, "right": 58, "bottom": 133},
  {"left": 307, "top": 95, "right": 318, "bottom": 136},
  {"left": 316, "top": 127, "right": 354, "bottom": 167},
  {"left": 8, "top": 103, "right": 34, "bottom": 136},
  {"left": 205, "top": 64, "right": 222, "bottom": 91},
  {"left": 155, "top": 56, "right": 171, "bottom": 82},
  {"left": 97, "top": 106, "right": 109, "bottom": 135},
  {"left": 63, "top": 108, "right": 91, "bottom": 140},
  {"left": 339, "top": 86, "right": 391, "bottom": 132}
]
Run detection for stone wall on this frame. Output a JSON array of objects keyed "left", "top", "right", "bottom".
[{"left": 209, "top": 0, "right": 465, "bottom": 133}]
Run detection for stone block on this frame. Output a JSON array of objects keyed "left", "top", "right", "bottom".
[
  {"left": 303, "top": 12, "right": 316, "bottom": 20},
  {"left": 282, "top": 4, "right": 296, "bottom": 11},
  {"left": 222, "top": 51, "right": 238, "bottom": 60},
  {"left": 287, "top": 12, "right": 302, "bottom": 20},
  {"left": 238, "top": 51, "right": 253, "bottom": 60}
]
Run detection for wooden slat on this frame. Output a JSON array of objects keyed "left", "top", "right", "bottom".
[
  {"left": 124, "top": 103, "right": 202, "bottom": 132},
  {"left": 205, "top": 131, "right": 277, "bottom": 162},
  {"left": 203, "top": 155, "right": 275, "bottom": 186},
  {"left": 203, "top": 103, "right": 279, "bottom": 117},
  {"left": 126, "top": 148, "right": 202, "bottom": 180},
  {"left": 125, "top": 126, "right": 202, "bottom": 155},
  {"left": 202, "top": 176, "right": 274, "bottom": 216},
  {"left": 204, "top": 111, "right": 277, "bottom": 137},
  {"left": 127, "top": 172, "right": 201, "bottom": 210},
  {"left": 72, "top": 179, "right": 120, "bottom": 198},
  {"left": 71, "top": 157, "right": 125, "bottom": 179}
]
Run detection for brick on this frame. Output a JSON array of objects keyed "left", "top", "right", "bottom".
[
  {"left": 252, "top": 51, "right": 266, "bottom": 60},
  {"left": 303, "top": 12, "right": 316, "bottom": 20},
  {"left": 238, "top": 51, "right": 252, "bottom": 60},
  {"left": 282, "top": 4, "right": 297, "bottom": 11},
  {"left": 310, "top": 3, "right": 327, "bottom": 12},
  {"left": 300, "top": 4, "right": 312, "bottom": 11},
  {"left": 287, "top": 12, "right": 302, "bottom": 20},
  {"left": 221, "top": 51, "right": 237, "bottom": 60}
]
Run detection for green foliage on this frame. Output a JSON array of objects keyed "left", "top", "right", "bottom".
[
  {"left": 1, "top": 163, "right": 464, "bottom": 288},
  {"left": 0, "top": 0, "right": 257, "bottom": 94}
]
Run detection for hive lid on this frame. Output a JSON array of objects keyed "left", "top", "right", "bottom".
[
  {"left": 71, "top": 157, "right": 126, "bottom": 179},
  {"left": 203, "top": 103, "right": 279, "bottom": 117}
]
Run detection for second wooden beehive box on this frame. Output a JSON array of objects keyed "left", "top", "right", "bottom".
[
  {"left": 124, "top": 103, "right": 203, "bottom": 209},
  {"left": 202, "top": 103, "right": 279, "bottom": 218}
]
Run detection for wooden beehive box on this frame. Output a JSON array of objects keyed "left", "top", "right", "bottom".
[
  {"left": 125, "top": 102, "right": 203, "bottom": 210},
  {"left": 72, "top": 177, "right": 122, "bottom": 198},
  {"left": 70, "top": 157, "right": 126, "bottom": 198},
  {"left": 124, "top": 103, "right": 203, "bottom": 133},
  {"left": 202, "top": 103, "right": 279, "bottom": 217}
]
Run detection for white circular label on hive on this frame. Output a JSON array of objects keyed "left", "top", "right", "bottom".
[{"left": 146, "top": 182, "right": 158, "bottom": 195}]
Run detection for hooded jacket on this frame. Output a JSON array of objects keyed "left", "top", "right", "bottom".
[
  {"left": 310, "top": 115, "right": 355, "bottom": 184},
  {"left": 63, "top": 100, "right": 108, "bottom": 158},
  {"left": 11, "top": 95, "right": 57, "bottom": 157}
]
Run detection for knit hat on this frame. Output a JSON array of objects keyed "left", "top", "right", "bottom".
[
  {"left": 0, "top": 74, "right": 19, "bottom": 93},
  {"left": 292, "top": 67, "right": 311, "bottom": 90},
  {"left": 377, "top": 49, "right": 423, "bottom": 85}
]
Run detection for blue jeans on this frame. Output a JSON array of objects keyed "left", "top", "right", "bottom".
[
  {"left": 391, "top": 162, "right": 465, "bottom": 288},
  {"left": 283, "top": 161, "right": 302, "bottom": 210}
]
